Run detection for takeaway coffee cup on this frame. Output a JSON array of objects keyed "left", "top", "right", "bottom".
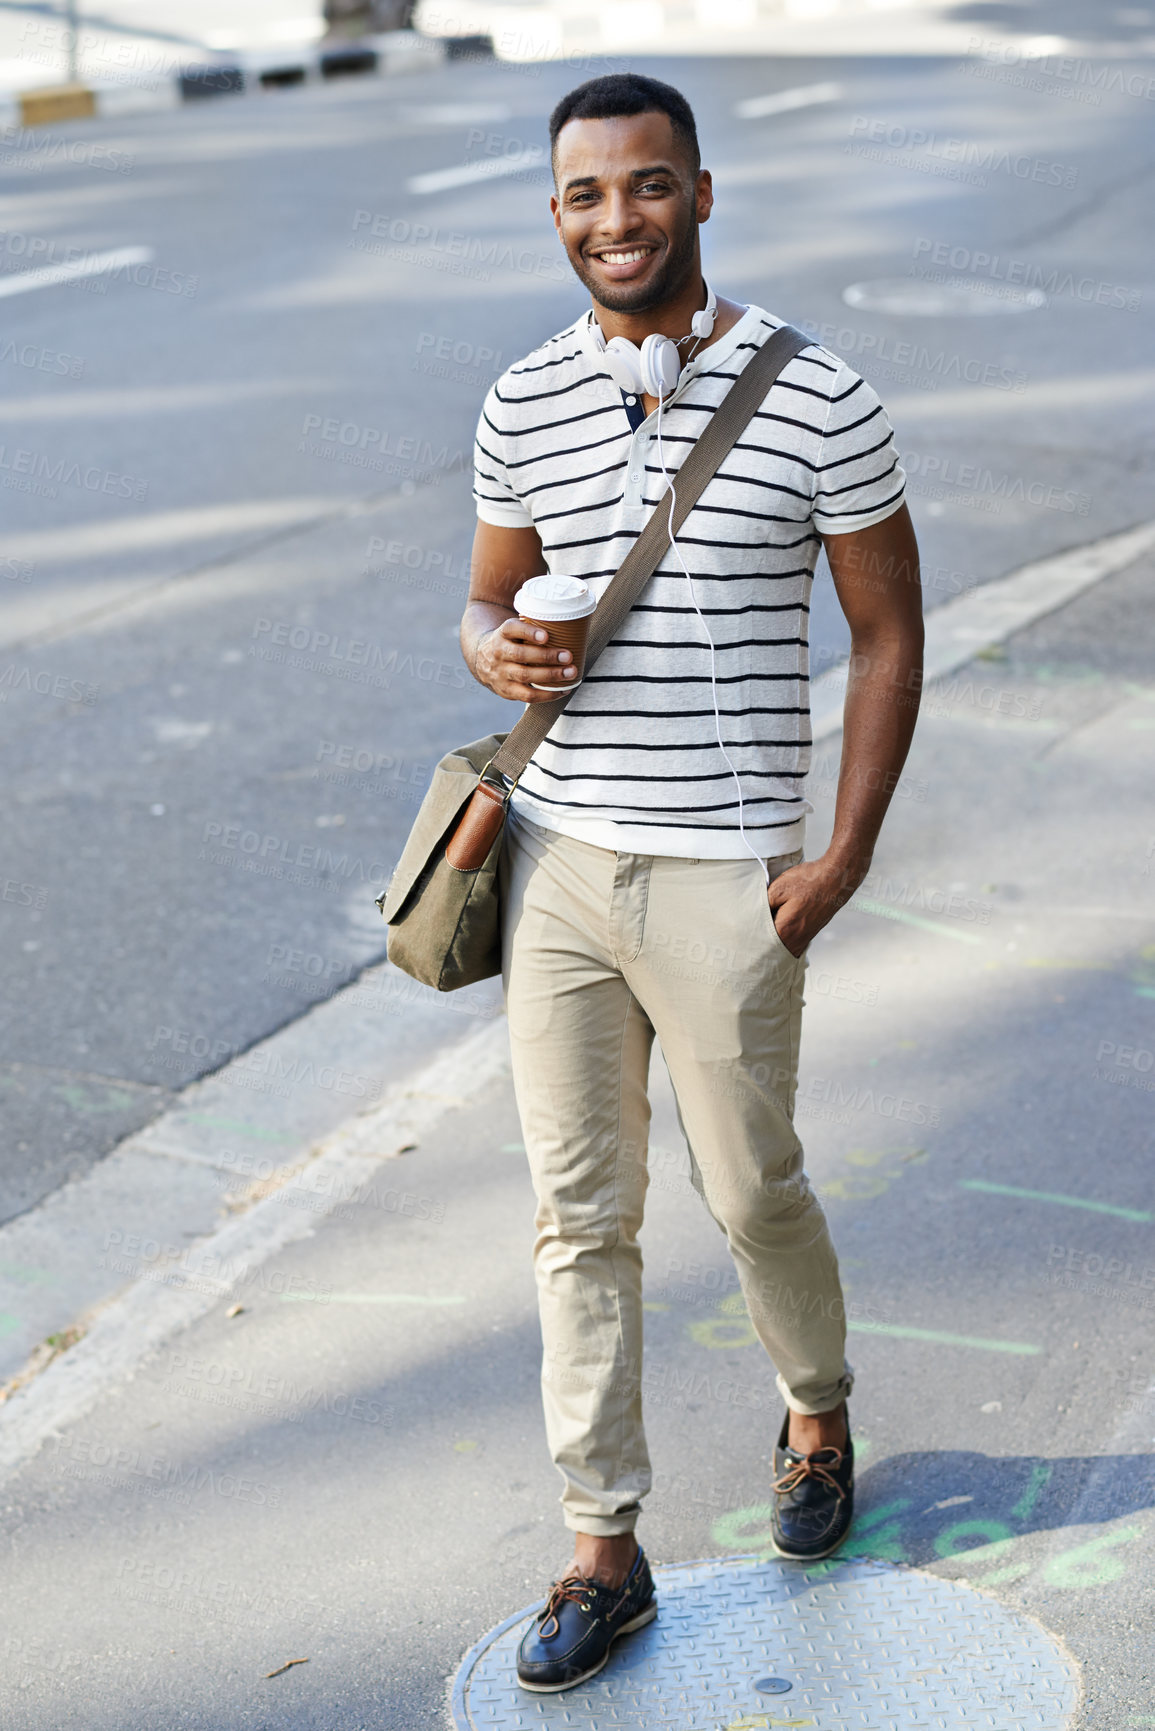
[{"left": 513, "top": 575, "right": 597, "bottom": 692}]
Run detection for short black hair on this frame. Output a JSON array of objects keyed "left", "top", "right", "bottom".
[{"left": 549, "top": 74, "right": 700, "bottom": 178}]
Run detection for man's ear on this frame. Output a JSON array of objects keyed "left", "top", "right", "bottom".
[
  {"left": 550, "top": 194, "right": 561, "bottom": 235},
  {"left": 695, "top": 169, "right": 714, "bottom": 225}
]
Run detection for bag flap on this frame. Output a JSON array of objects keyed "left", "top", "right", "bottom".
[{"left": 378, "top": 732, "right": 507, "bottom": 923}]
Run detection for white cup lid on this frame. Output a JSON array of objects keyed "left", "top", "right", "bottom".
[{"left": 514, "top": 574, "right": 596, "bottom": 622}]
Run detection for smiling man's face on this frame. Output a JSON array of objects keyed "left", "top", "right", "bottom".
[{"left": 550, "top": 109, "right": 712, "bottom": 315}]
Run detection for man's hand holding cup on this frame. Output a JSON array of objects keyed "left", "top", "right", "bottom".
[{"left": 478, "top": 576, "right": 597, "bottom": 704}]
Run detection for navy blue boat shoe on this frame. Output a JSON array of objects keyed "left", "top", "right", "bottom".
[
  {"left": 516, "top": 1546, "right": 657, "bottom": 1692},
  {"left": 769, "top": 1411, "right": 855, "bottom": 1560}
]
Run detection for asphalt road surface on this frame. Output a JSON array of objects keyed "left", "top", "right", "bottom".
[{"left": 1, "top": 29, "right": 1153, "bottom": 1232}]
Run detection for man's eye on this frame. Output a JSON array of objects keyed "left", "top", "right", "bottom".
[{"left": 640, "top": 181, "right": 670, "bottom": 195}]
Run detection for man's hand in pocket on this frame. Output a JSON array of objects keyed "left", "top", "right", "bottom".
[{"left": 767, "top": 856, "right": 864, "bottom": 957}]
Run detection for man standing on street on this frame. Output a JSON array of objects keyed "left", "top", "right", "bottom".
[{"left": 460, "top": 72, "right": 923, "bottom": 1692}]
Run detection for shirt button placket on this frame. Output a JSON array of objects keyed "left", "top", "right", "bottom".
[{"left": 627, "top": 433, "right": 644, "bottom": 502}]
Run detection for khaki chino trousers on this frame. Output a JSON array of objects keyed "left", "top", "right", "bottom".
[{"left": 501, "top": 810, "right": 853, "bottom": 1536}]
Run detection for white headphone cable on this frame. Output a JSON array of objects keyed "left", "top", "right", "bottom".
[{"left": 653, "top": 376, "right": 770, "bottom": 886}]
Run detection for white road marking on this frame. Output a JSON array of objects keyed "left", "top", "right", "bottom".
[
  {"left": 811, "top": 516, "right": 1155, "bottom": 739},
  {"left": 400, "top": 104, "right": 514, "bottom": 126},
  {"left": 843, "top": 277, "right": 1046, "bottom": 316},
  {"left": 734, "top": 80, "right": 842, "bottom": 120},
  {"left": 406, "top": 151, "right": 546, "bottom": 196},
  {"left": 0, "top": 246, "right": 155, "bottom": 300}
]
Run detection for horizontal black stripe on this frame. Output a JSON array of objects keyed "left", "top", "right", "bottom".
[
  {"left": 566, "top": 704, "right": 810, "bottom": 719},
  {"left": 604, "top": 635, "right": 807, "bottom": 652},
  {"left": 494, "top": 371, "right": 598, "bottom": 407},
  {"left": 520, "top": 785, "right": 807, "bottom": 815},
  {"left": 818, "top": 482, "right": 904, "bottom": 521},
  {"left": 509, "top": 345, "right": 582, "bottom": 375},
  {"left": 583, "top": 671, "right": 806, "bottom": 685},
  {"left": 529, "top": 762, "right": 806, "bottom": 783},
  {"left": 485, "top": 402, "right": 621, "bottom": 440},
  {"left": 816, "top": 459, "right": 899, "bottom": 501},
  {"left": 520, "top": 457, "right": 628, "bottom": 498},
  {"left": 632, "top": 598, "right": 810, "bottom": 613},
  {"left": 541, "top": 731, "right": 808, "bottom": 749},
  {"left": 501, "top": 428, "right": 627, "bottom": 472}
]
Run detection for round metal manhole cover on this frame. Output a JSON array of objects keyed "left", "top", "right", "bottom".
[
  {"left": 842, "top": 277, "right": 1047, "bottom": 315},
  {"left": 451, "top": 1554, "right": 1079, "bottom": 1729}
]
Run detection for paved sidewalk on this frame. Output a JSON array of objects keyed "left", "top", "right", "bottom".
[{"left": 1, "top": 547, "right": 1153, "bottom": 1727}]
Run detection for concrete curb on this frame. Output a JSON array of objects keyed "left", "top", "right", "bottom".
[
  {"left": 5, "top": 30, "right": 446, "bottom": 129},
  {"left": 0, "top": 1016, "right": 510, "bottom": 1484}
]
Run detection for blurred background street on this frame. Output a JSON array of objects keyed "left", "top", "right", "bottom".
[{"left": 0, "top": 2, "right": 1152, "bottom": 1726}]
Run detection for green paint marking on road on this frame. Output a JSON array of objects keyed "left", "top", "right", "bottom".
[
  {"left": 959, "top": 1179, "right": 1151, "bottom": 1222},
  {"left": 280, "top": 1293, "right": 467, "bottom": 1305},
  {"left": 974, "top": 1558, "right": 1033, "bottom": 1587},
  {"left": 851, "top": 898, "right": 984, "bottom": 945},
  {"left": 1043, "top": 1524, "right": 1145, "bottom": 1589},
  {"left": 1012, "top": 1462, "right": 1052, "bottom": 1521},
  {"left": 1135, "top": 986, "right": 1155, "bottom": 1000},
  {"left": 848, "top": 1321, "right": 1040, "bottom": 1355},
  {"left": 934, "top": 1518, "right": 1014, "bottom": 1562},
  {"left": 183, "top": 1115, "right": 295, "bottom": 1142},
  {"left": 0, "top": 1262, "right": 53, "bottom": 1287},
  {"left": 854, "top": 1498, "right": 914, "bottom": 1532}
]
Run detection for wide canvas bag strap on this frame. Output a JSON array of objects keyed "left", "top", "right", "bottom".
[{"left": 489, "top": 322, "right": 811, "bottom": 786}]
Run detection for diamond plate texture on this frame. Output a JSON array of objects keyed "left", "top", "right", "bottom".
[{"left": 450, "top": 1554, "right": 1079, "bottom": 1730}]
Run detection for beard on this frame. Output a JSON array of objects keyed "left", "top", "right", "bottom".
[{"left": 569, "top": 201, "right": 700, "bottom": 315}]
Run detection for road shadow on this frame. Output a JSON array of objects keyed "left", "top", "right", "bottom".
[{"left": 850, "top": 1447, "right": 1155, "bottom": 1568}]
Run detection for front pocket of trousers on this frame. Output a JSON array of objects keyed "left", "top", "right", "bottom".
[{"left": 762, "top": 862, "right": 805, "bottom": 962}]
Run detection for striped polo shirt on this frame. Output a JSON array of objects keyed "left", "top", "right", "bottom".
[{"left": 473, "top": 303, "right": 905, "bottom": 858}]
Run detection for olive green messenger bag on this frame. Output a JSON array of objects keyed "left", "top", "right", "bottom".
[{"left": 376, "top": 324, "right": 809, "bottom": 992}]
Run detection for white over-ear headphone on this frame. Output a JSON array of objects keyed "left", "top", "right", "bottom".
[{"left": 590, "top": 284, "right": 717, "bottom": 398}]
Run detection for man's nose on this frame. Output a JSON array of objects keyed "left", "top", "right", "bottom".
[{"left": 597, "top": 190, "right": 643, "bottom": 238}]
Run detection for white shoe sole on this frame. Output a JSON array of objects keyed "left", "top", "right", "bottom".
[{"left": 517, "top": 1598, "right": 658, "bottom": 1693}]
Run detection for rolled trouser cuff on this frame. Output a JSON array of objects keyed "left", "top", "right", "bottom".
[
  {"left": 775, "top": 1360, "right": 855, "bottom": 1417},
  {"left": 563, "top": 1508, "right": 640, "bottom": 1536}
]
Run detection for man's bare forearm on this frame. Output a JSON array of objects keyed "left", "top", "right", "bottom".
[{"left": 827, "top": 625, "right": 924, "bottom": 887}]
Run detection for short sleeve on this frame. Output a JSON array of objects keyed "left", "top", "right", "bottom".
[
  {"left": 473, "top": 386, "right": 533, "bottom": 529},
  {"left": 811, "top": 360, "right": 906, "bottom": 536}
]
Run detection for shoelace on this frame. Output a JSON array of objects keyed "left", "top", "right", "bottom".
[
  {"left": 772, "top": 1447, "right": 847, "bottom": 1501},
  {"left": 537, "top": 1574, "right": 598, "bottom": 1637}
]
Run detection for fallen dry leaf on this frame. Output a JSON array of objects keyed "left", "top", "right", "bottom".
[{"left": 265, "top": 1658, "right": 309, "bottom": 1679}]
